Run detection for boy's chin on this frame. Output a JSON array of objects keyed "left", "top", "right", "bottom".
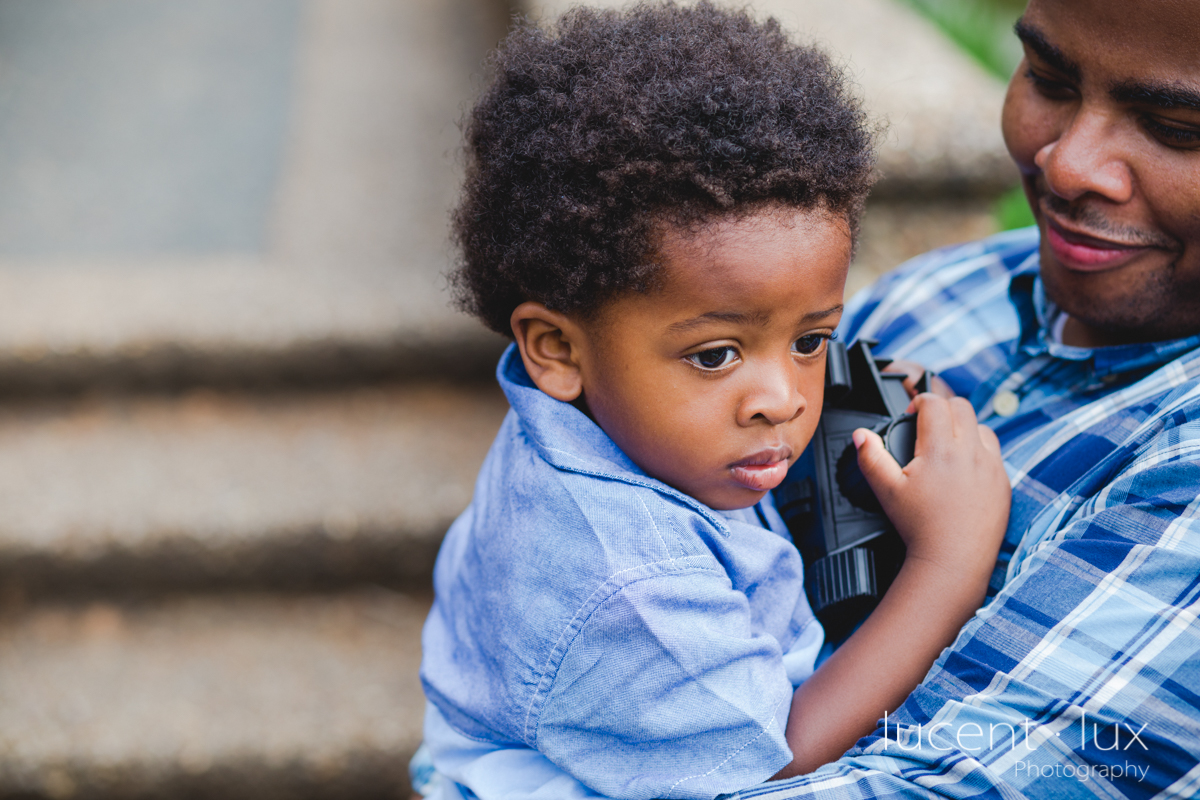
[
  {"left": 657, "top": 469, "right": 776, "bottom": 511},
  {"left": 695, "top": 485, "right": 769, "bottom": 512}
]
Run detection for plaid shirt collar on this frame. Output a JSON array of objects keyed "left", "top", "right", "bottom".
[{"left": 1008, "top": 256, "right": 1200, "bottom": 377}]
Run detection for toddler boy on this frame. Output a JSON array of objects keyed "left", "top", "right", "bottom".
[{"left": 418, "top": 4, "right": 1011, "bottom": 799}]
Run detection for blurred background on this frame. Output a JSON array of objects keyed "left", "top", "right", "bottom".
[{"left": 0, "top": 0, "right": 1027, "bottom": 797}]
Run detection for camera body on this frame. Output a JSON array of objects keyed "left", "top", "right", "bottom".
[{"left": 774, "top": 340, "right": 926, "bottom": 640}]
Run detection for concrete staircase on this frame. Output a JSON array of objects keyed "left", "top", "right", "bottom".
[{"left": 0, "top": 0, "right": 1014, "bottom": 797}]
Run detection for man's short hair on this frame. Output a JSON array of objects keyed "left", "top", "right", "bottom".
[{"left": 451, "top": 1, "right": 876, "bottom": 336}]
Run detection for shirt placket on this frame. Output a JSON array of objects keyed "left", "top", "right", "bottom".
[{"left": 972, "top": 351, "right": 1051, "bottom": 423}]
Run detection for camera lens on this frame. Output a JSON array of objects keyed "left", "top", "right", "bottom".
[{"left": 881, "top": 415, "right": 917, "bottom": 467}]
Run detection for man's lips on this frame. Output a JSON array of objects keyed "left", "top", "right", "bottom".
[
  {"left": 1043, "top": 216, "right": 1162, "bottom": 273},
  {"left": 729, "top": 447, "right": 792, "bottom": 492}
]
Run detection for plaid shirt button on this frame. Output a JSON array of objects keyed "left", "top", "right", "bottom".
[{"left": 993, "top": 390, "right": 1020, "bottom": 417}]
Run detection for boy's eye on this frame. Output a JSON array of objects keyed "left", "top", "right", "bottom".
[
  {"left": 687, "top": 346, "right": 738, "bottom": 370},
  {"left": 793, "top": 333, "right": 831, "bottom": 356}
]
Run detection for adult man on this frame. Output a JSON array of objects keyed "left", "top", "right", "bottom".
[{"left": 741, "top": 0, "right": 1200, "bottom": 796}]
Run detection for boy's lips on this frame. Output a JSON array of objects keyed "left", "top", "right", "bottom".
[{"left": 729, "top": 447, "right": 792, "bottom": 492}]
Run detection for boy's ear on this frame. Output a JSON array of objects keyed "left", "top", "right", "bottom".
[{"left": 510, "top": 301, "right": 588, "bottom": 402}]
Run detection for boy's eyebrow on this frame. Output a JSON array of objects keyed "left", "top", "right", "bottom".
[
  {"left": 668, "top": 311, "right": 766, "bottom": 333},
  {"left": 1014, "top": 18, "right": 1081, "bottom": 82},
  {"left": 667, "top": 304, "right": 842, "bottom": 333}
]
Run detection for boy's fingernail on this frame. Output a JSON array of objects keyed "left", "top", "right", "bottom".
[{"left": 852, "top": 429, "right": 866, "bottom": 448}]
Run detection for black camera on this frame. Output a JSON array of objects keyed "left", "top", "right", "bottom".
[{"left": 774, "top": 340, "right": 928, "bottom": 641}]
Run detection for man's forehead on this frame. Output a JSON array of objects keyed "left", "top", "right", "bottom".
[{"left": 1022, "top": 0, "right": 1200, "bottom": 81}]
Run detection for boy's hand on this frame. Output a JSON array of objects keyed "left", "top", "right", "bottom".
[
  {"left": 882, "top": 359, "right": 956, "bottom": 399},
  {"left": 777, "top": 395, "right": 1010, "bottom": 777},
  {"left": 852, "top": 394, "right": 1009, "bottom": 578}
]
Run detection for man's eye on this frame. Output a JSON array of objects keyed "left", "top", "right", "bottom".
[
  {"left": 793, "top": 334, "right": 831, "bottom": 356},
  {"left": 1025, "top": 68, "right": 1076, "bottom": 100},
  {"left": 1142, "top": 116, "right": 1200, "bottom": 148},
  {"left": 687, "top": 346, "right": 738, "bottom": 370}
]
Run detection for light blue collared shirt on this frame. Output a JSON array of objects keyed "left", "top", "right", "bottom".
[{"left": 419, "top": 345, "right": 824, "bottom": 800}]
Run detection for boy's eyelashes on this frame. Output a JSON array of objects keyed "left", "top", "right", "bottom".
[
  {"left": 683, "top": 332, "right": 835, "bottom": 372},
  {"left": 794, "top": 331, "right": 834, "bottom": 356},
  {"left": 687, "top": 345, "right": 739, "bottom": 371}
]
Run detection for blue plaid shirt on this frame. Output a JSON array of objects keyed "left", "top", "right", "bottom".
[{"left": 738, "top": 227, "right": 1200, "bottom": 800}]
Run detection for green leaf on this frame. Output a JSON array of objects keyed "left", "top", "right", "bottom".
[
  {"left": 994, "top": 184, "right": 1037, "bottom": 231},
  {"left": 893, "top": 0, "right": 1024, "bottom": 81}
]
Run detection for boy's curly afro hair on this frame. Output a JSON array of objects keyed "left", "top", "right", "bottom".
[{"left": 451, "top": 1, "right": 876, "bottom": 336}]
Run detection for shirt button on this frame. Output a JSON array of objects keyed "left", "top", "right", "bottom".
[{"left": 993, "top": 390, "right": 1020, "bottom": 417}]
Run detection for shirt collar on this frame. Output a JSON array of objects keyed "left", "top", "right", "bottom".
[
  {"left": 495, "top": 344, "right": 729, "bottom": 531},
  {"left": 1008, "top": 252, "right": 1200, "bottom": 377}
]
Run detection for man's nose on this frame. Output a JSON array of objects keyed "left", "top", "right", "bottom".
[
  {"left": 738, "top": 360, "right": 806, "bottom": 426},
  {"left": 1034, "top": 106, "right": 1134, "bottom": 204}
]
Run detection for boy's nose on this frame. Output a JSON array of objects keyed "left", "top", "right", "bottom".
[{"left": 738, "top": 362, "right": 806, "bottom": 426}]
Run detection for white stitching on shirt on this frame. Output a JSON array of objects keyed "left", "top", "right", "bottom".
[
  {"left": 662, "top": 691, "right": 790, "bottom": 799},
  {"left": 638, "top": 492, "right": 676, "bottom": 563},
  {"left": 531, "top": 441, "right": 730, "bottom": 535}
]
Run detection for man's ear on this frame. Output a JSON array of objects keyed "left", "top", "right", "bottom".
[{"left": 510, "top": 301, "right": 588, "bottom": 402}]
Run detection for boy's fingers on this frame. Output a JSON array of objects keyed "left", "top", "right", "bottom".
[
  {"left": 911, "top": 393, "right": 951, "bottom": 456},
  {"left": 929, "top": 374, "right": 956, "bottom": 399},
  {"left": 977, "top": 423, "right": 1002, "bottom": 456},
  {"left": 883, "top": 360, "right": 957, "bottom": 399},
  {"left": 948, "top": 396, "right": 977, "bottom": 439},
  {"left": 882, "top": 359, "right": 926, "bottom": 399},
  {"left": 853, "top": 428, "right": 904, "bottom": 492}
]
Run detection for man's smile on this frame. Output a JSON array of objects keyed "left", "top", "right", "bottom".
[
  {"left": 1044, "top": 217, "right": 1151, "bottom": 272},
  {"left": 1037, "top": 193, "right": 1179, "bottom": 274}
]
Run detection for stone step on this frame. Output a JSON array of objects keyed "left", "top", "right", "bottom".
[
  {"left": 0, "top": 0, "right": 507, "bottom": 397},
  {"left": 0, "top": 382, "right": 509, "bottom": 600},
  {"left": 0, "top": 588, "right": 430, "bottom": 799},
  {"left": 0, "top": 0, "right": 1011, "bottom": 397}
]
